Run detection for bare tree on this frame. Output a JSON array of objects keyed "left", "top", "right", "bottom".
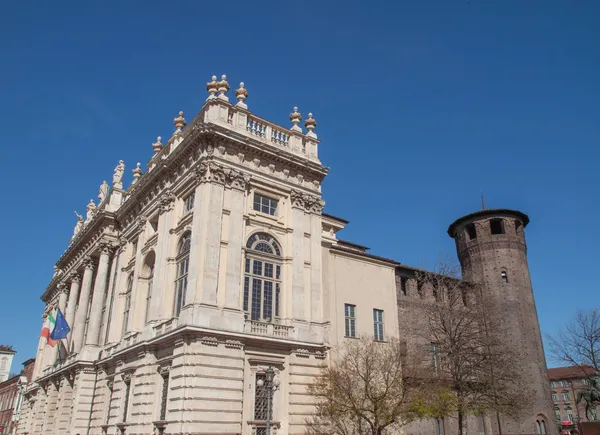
[
  {"left": 306, "top": 337, "right": 427, "bottom": 435},
  {"left": 548, "top": 309, "right": 600, "bottom": 372},
  {"left": 412, "top": 261, "right": 533, "bottom": 435},
  {"left": 548, "top": 309, "right": 600, "bottom": 419}
]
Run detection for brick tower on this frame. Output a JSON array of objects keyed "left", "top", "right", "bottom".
[{"left": 448, "top": 209, "right": 556, "bottom": 435}]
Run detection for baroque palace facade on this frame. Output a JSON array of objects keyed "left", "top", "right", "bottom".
[{"left": 20, "top": 75, "right": 555, "bottom": 435}]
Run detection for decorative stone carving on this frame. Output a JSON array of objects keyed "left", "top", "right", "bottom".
[
  {"left": 98, "top": 242, "right": 113, "bottom": 256},
  {"left": 53, "top": 266, "right": 63, "bottom": 279},
  {"left": 194, "top": 163, "right": 208, "bottom": 184},
  {"left": 69, "top": 272, "right": 81, "bottom": 284},
  {"left": 106, "top": 379, "right": 114, "bottom": 391},
  {"left": 289, "top": 190, "right": 324, "bottom": 213},
  {"left": 82, "top": 256, "right": 95, "bottom": 270},
  {"left": 224, "top": 168, "right": 251, "bottom": 191},
  {"left": 121, "top": 371, "right": 133, "bottom": 382},
  {"left": 158, "top": 365, "right": 171, "bottom": 376},
  {"left": 314, "top": 350, "right": 327, "bottom": 359},
  {"left": 283, "top": 169, "right": 290, "bottom": 179},
  {"left": 268, "top": 164, "right": 275, "bottom": 174},
  {"left": 224, "top": 340, "right": 243, "bottom": 349},
  {"left": 200, "top": 336, "right": 219, "bottom": 347},
  {"left": 207, "top": 162, "right": 226, "bottom": 185},
  {"left": 112, "top": 160, "right": 125, "bottom": 188},
  {"left": 252, "top": 158, "right": 260, "bottom": 169},
  {"left": 71, "top": 211, "right": 84, "bottom": 240},
  {"left": 305, "top": 112, "right": 317, "bottom": 138},
  {"left": 97, "top": 181, "right": 109, "bottom": 203},
  {"left": 57, "top": 282, "right": 68, "bottom": 294},
  {"left": 159, "top": 191, "right": 177, "bottom": 214},
  {"left": 290, "top": 190, "right": 305, "bottom": 209},
  {"left": 85, "top": 199, "right": 97, "bottom": 223},
  {"left": 294, "top": 348, "right": 310, "bottom": 358},
  {"left": 237, "top": 152, "right": 245, "bottom": 163},
  {"left": 134, "top": 216, "right": 147, "bottom": 235}
]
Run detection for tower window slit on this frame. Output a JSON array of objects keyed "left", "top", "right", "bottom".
[{"left": 466, "top": 223, "right": 477, "bottom": 240}]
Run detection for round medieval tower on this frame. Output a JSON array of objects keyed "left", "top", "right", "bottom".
[{"left": 448, "top": 209, "right": 556, "bottom": 435}]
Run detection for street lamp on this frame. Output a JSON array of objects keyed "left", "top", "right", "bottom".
[{"left": 257, "top": 367, "right": 280, "bottom": 435}]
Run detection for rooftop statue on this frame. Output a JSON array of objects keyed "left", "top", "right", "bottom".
[
  {"left": 86, "top": 199, "right": 96, "bottom": 223},
  {"left": 112, "top": 160, "right": 125, "bottom": 187},
  {"left": 71, "top": 211, "right": 84, "bottom": 240},
  {"left": 98, "top": 180, "right": 109, "bottom": 202}
]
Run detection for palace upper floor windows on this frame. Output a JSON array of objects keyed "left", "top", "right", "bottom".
[
  {"left": 244, "top": 233, "right": 282, "bottom": 322},
  {"left": 174, "top": 232, "right": 191, "bottom": 317},
  {"left": 184, "top": 191, "right": 195, "bottom": 214},
  {"left": 253, "top": 193, "right": 278, "bottom": 216}
]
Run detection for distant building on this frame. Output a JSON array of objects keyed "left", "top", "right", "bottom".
[
  {"left": 0, "top": 346, "right": 15, "bottom": 382},
  {"left": 0, "top": 358, "right": 35, "bottom": 435},
  {"left": 548, "top": 365, "right": 599, "bottom": 433}
]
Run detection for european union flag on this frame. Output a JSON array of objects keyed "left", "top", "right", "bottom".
[{"left": 50, "top": 308, "right": 71, "bottom": 341}]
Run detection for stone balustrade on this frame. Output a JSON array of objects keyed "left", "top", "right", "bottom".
[
  {"left": 152, "top": 317, "right": 179, "bottom": 338},
  {"left": 244, "top": 320, "right": 294, "bottom": 339}
]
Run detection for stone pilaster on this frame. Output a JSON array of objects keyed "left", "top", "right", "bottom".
[
  {"left": 149, "top": 193, "right": 176, "bottom": 323},
  {"left": 224, "top": 171, "right": 248, "bottom": 309},
  {"left": 72, "top": 258, "right": 95, "bottom": 353},
  {"left": 87, "top": 244, "right": 113, "bottom": 346},
  {"left": 290, "top": 192, "right": 306, "bottom": 320}
]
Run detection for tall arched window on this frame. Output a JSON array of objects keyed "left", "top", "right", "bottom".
[
  {"left": 174, "top": 232, "right": 191, "bottom": 316},
  {"left": 142, "top": 251, "right": 156, "bottom": 324},
  {"left": 122, "top": 273, "right": 133, "bottom": 337},
  {"left": 244, "top": 233, "right": 282, "bottom": 321}
]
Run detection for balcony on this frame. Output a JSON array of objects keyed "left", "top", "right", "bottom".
[
  {"left": 152, "top": 317, "right": 179, "bottom": 338},
  {"left": 244, "top": 320, "right": 294, "bottom": 338}
]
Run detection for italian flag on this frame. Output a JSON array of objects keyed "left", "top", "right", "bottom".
[{"left": 40, "top": 311, "right": 58, "bottom": 347}]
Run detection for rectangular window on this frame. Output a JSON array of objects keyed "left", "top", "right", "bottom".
[
  {"left": 552, "top": 393, "right": 558, "bottom": 403},
  {"left": 275, "top": 283, "right": 280, "bottom": 317},
  {"left": 563, "top": 392, "right": 570, "bottom": 402},
  {"left": 490, "top": 219, "right": 505, "bottom": 235},
  {"left": 243, "top": 277, "right": 250, "bottom": 312},
  {"left": 373, "top": 309, "right": 384, "bottom": 341},
  {"left": 435, "top": 418, "right": 445, "bottom": 435},
  {"left": 122, "top": 294, "right": 131, "bottom": 337},
  {"left": 477, "top": 415, "right": 486, "bottom": 435},
  {"left": 253, "top": 193, "right": 278, "bottom": 216},
  {"left": 567, "top": 409, "right": 573, "bottom": 422},
  {"left": 184, "top": 192, "right": 195, "bottom": 213},
  {"left": 263, "top": 281, "right": 273, "bottom": 320},
  {"left": 400, "top": 276, "right": 407, "bottom": 295},
  {"left": 159, "top": 372, "right": 170, "bottom": 421},
  {"left": 122, "top": 380, "right": 131, "bottom": 422},
  {"left": 264, "top": 263, "right": 273, "bottom": 278},
  {"left": 253, "top": 260, "right": 263, "bottom": 276},
  {"left": 344, "top": 304, "right": 356, "bottom": 338},
  {"left": 555, "top": 409, "right": 561, "bottom": 421},
  {"left": 251, "top": 279, "right": 262, "bottom": 320},
  {"left": 254, "top": 373, "right": 268, "bottom": 420}
]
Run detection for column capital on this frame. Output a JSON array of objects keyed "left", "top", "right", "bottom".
[
  {"left": 57, "top": 282, "right": 69, "bottom": 294},
  {"left": 82, "top": 256, "right": 95, "bottom": 270},
  {"left": 98, "top": 241, "right": 115, "bottom": 256},
  {"left": 158, "top": 191, "right": 177, "bottom": 214},
  {"left": 69, "top": 272, "right": 81, "bottom": 284},
  {"left": 225, "top": 168, "right": 251, "bottom": 191}
]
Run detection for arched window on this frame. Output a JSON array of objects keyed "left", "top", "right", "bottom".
[
  {"left": 244, "top": 233, "right": 282, "bottom": 321},
  {"left": 122, "top": 273, "right": 133, "bottom": 337},
  {"left": 174, "top": 232, "right": 191, "bottom": 316},
  {"left": 143, "top": 252, "right": 156, "bottom": 324}
]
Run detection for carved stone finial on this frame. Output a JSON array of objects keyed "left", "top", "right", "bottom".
[
  {"left": 304, "top": 112, "right": 317, "bottom": 137},
  {"left": 290, "top": 106, "right": 302, "bottom": 132},
  {"left": 217, "top": 74, "right": 230, "bottom": 100},
  {"left": 131, "top": 163, "right": 143, "bottom": 185},
  {"left": 112, "top": 160, "right": 125, "bottom": 188},
  {"left": 173, "top": 111, "right": 186, "bottom": 134},
  {"left": 152, "top": 136, "right": 163, "bottom": 154},
  {"left": 206, "top": 75, "right": 218, "bottom": 100},
  {"left": 85, "top": 199, "right": 97, "bottom": 223},
  {"left": 235, "top": 82, "right": 248, "bottom": 108}
]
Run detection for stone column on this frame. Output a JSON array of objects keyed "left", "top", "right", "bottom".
[
  {"left": 86, "top": 244, "right": 113, "bottom": 346},
  {"left": 72, "top": 258, "right": 95, "bottom": 353},
  {"left": 64, "top": 273, "right": 81, "bottom": 348}
]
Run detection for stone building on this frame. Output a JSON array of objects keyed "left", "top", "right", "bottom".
[
  {"left": 0, "top": 346, "right": 16, "bottom": 383},
  {"left": 20, "top": 75, "right": 554, "bottom": 435},
  {"left": 0, "top": 358, "right": 35, "bottom": 435},
  {"left": 548, "top": 365, "right": 599, "bottom": 432}
]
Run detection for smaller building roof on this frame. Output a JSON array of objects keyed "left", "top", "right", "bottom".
[
  {"left": 322, "top": 212, "right": 349, "bottom": 224},
  {"left": 0, "top": 345, "right": 15, "bottom": 354},
  {"left": 548, "top": 365, "right": 596, "bottom": 381}
]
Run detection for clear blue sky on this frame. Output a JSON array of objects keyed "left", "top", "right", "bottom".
[{"left": 0, "top": 1, "right": 598, "bottom": 370}]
